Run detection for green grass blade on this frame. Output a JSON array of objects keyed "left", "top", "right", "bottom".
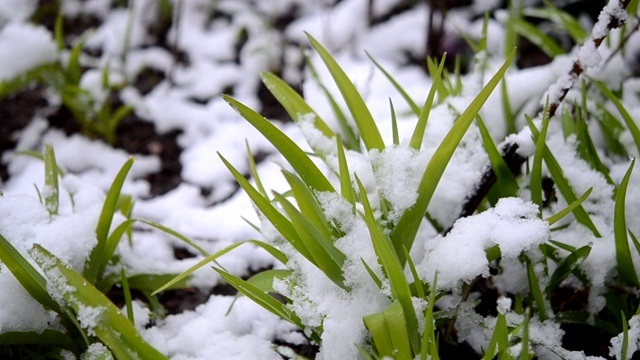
[
  {"left": 306, "top": 33, "right": 385, "bottom": 151},
  {"left": 219, "top": 154, "right": 313, "bottom": 261},
  {"left": 421, "top": 273, "right": 439, "bottom": 360},
  {"left": 546, "top": 187, "right": 593, "bottom": 225},
  {"left": 97, "top": 219, "right": 135, "bottom": 279},
  {"left": 0, "top": 233, "right": 59, "bottom": 312},
  {"left": 594, "top": 80, "right": 640, "bottom": 156},
  {"left": 152, "top": 239, "right": 287, "bottom": 295},
  {"left": 85, "top": 157, "right": 134, "bottom": 284},
  {"left": 43, "top": 144, "right": 59, "bottom": 217},
  {"left": 366, "top": 52, "right": 420, "bottom": 116},
  {"left": 282, "top": 170, "right": 333, "bottom": 241},
  {"left": 390, "top": 99, "right": 399, "bottom": 146},
  {"left": 531, "top": 105, "right": 551, "bottom": 215},
  {"left": 547, "top": 244, "right": 591, "bottom": 294},
  {"left": 305, "top": 56, "right": 360, "bottom": 150},
  {"left": 246, "top": 140, "right": 267, "bottom": 198},
  {"left": 501, "top": 78, "right": 516, "bottom": 134},
  {"left": 260, "top": 72, "right": 335, "bottom": 138},
  {"left": 361, "top": 258, "right": 383, "bottom": 289},
  {"left": 245, "top": 269, "right": 292, "bottom": 294},
  {"left": 512, "top": 17, "right": 564, "bottom": 57},
  {"left": 482, "top": 313, "right": 509, "bottom": 360},
  {"left": 574, "top": 107, "right": 615, "bottom": 185},
  {"left": 527, "top": 115, "right": 601, "bottom": 237},
  {"left": 614, "top": 159, "right": 639, "bottom": 287},
  {"left": 274, "top": 192, "right": 347, "bottom": 289},
  {"left": 31, "top": 245, "right": 167, "bottom": 359},
  {"left": 410, "top": 54, "right": 446, "bottom": 150},
  {"left": 621, "top": 311, "right": 630, "bottom": 360},
  {"left": 356, "top": 176, "right": 420, "bottom": 354},
  {"left": 138, "top": 219, "right": 208, "bottom": 257},
  {"left": 520, "top": 309, "right": 531, "bottom": 360},
  {"left": 525, "top": 257, "right": 547, "bottom": 321},
  {"left": 476, "top": 115, "right": 519, "bottom": 197},
  {"left": 596, "top": 104, "right": 628, "bottom": 157},
  {"left": 392, "top": 48, "right": 515, "bottom": 263},
  {"left": 363, "top": 302, "right": 413, "bottom": 360},
  {"left": 212, "top": 267, "right": 309, "bottom": 333},
  {"left": 223, "top": 96, "right": 334, "bottom": 193},
  {"left": 524, "top": 1, "right": 589, "bottom": 43},
  {"left": 336, "top": 137, "right": 356, "bottom": 208},
  {"left": 120, "top": 269, "right": 134, "bottom": 324},
  {"left": 404, "top": 246, "right": 425, "bottom": 299}
]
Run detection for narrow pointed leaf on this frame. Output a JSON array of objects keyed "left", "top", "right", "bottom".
[
  {"left": 410, "top": 54, "right": 446, "bottom": 150},
  {"left": 546, "top": 187, "right": 593, "bottom": 225},
  {"left": 43, "top": 144, "right": 59, "bottom": 217},
  {"left": 282, "top": 170, "right": 333, "bottom": 241},
  {"left": 614, "top": 159, "right": 638, "bottom": 287},
  {"left": 547, "top": 244, "right": 592, "bottom": 293},
  {"left": 307, "top": 33, "right": 385, "bottom": 151},
  {"left": 366, "top": 52, "right": 420, "bottom": 116},
  {"left": 594, "top": 80, "right": 640, "bottom": 157},
  {"left": 476, "top": 115, "right": 519, "bottom": 197}
]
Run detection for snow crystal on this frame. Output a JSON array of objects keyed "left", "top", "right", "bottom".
[
  {"left": 496, "top": 296, "right": 511, "bottom": 315},
  {"left": 0, "top": 22, "right": 57, "bottom": 81},
  {"left": 76, "top": 305, "right": 106, "bottom": 335},
  {"left": 577, "top": 40, "right": 602, "bottom": 69},
  {"left": 81, "top": 342, "right": 111, "bottom": 360},
  {"left": 592, "top": 0, "right": 628, "bottom": 39}
]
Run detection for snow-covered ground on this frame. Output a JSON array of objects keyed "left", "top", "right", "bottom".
[{"left": 2, "top": 0, "right": 640, "bottom": 359}]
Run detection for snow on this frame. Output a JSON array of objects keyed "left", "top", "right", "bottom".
[{"left": 2, "top": 0, "right": 640, "bottom": 358}]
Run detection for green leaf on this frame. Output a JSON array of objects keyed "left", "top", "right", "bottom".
[
  {"left": 476, "top": 115, "right": 519, "bottom": 198},
  {"left": 246, "top": 140, "right": 267, "bottom": 198},
  {"left": 531, "top": 104, "right": 551, "bottom": 215},
  {"left": 391, "top": 48, "right": 516, "bottom": 264},
  {"left": 356, "top": 176, "right": 420, "bottom": 354},
  {"left": 223, "top": 96, "right": 334, "bottom": 193},
  {"left": 546, "top": 187, "right": 593, "bottom": 226},
  {"left": 574, "top": 106, "right": 614, "bottom": 185},
  {"left": 525, "top": 257, "right": 547, "bottom": 321},
  {"left": 410, "top": 54, "right": 446, "bottom": 150},
  {"left": 361, "top": 258, "right": 383, "bottom": 289},
  {"left": 594, "top": 80, "right": 640, "bottom": 157},
  {"left": 0, "top": 330, "right": 78, "bottom": 353},
  {"left": 43, "top": 144, "right": 59, "bottom": 217},
  {"left": 547, "top": 244, "right": 591, "bottom": 294},
  {"left": 337, "top": 137, "right": 356, "bottom": 208},
  {"left": 282, "top": 170, "right": 333, "bottom": 241},
  {"left": 31, "top": 245, "right": 167, "bottom": 359},
  {"left": 520, "top": 309, "right": 531, "bottom": 360},
  {"left": 614, "top": 159, "right": 638, "bottom": 287},
  {"left": 512, "top": 17, "right": 564, "bottom": 57},
  {"left": 306, "top": 33, "right": 385, "bottom": 151},
  {"left": 120, "top": 269, "right": 134, "bottom": 324},
  {"left": 153, "top": 239, "right": 286, "bottom": 295},
  {"left": 390, "top": 99, "right": 399, "bottom": 146},
  {"left": 366, "top": 52, "right": 420, "bottom": 116},
  {"left": 219, "top": 154, "right": 313, "bottom": 261},
  {"left": 421, "top": 273, "right": 439, "bottom": 360},
  {"left": 363, "top": 302, "right": 413, "bottom": 360},
  {"left": 260, "top": 72, "right": 335, "bottom": 138},
  {"left": 245, "top": 269, "right": 292, "bottom": 294},
  {"left": 596, "top": 104, "right": 628, "bottom": 157},
  {"left": 621, "top": 311, "right": 630, "bottom": 360},
  {"left": 138, "top": 219, "right": 209, "bottom": 257},
  {"left": 274, "top": 192, "right": 347, "bottom": 289},
  {"left": 482, "top": 313, "right": 509, "bottom": 360},
  {"left": 85, "top": 157, "right": 134, "bottom": 284}
]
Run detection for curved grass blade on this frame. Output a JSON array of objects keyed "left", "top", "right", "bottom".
[
  {"left": 43, "top": 144, "right": 59, "bottom": 217},
  {"left": 219, "top": 154, "right": 313, "bottom": 261},
  {"left": 476, "top": 115, "right": 519, "bottom": 198},
  {"left": 547, "top": 244, "right": 591, "bottom": 294},
  {"left": 246, "top": 140, "right": 267, "bottom": 198},
  {"left": 0, "top": 330, "right": 78, "bottom": 353},
  {"left": 524, "top": 1, "right": 589, "bottom": 43},
  {"left": 410, "top": 54, "right": 446, "bottom": 150},
  {"left": 31, "top": 245, "right": 167, "bottom": 359},
  {"left": 520, "top": 309, "right": 531, "bottom": 360},
  {"left": 546, "top": 187, "right": 593, "bottom": 225},
  {"left": 223, "top": 96, "right": 334, "bottom": 193},
  {"left": 421, "top": 273, "right": 439, "bottom": 360},
  {"left": 621, "top": 312, "right": 630, "bottom": 360},
  {"left": 138, "top": 219, "right": 208, "bottom": 257},
  {"left": 482, "top": 313, "right": 509, "bottom": 360},
  {"left": 120, "top": 269, "right": 134, "bottom": 324},
  {"left": 361, "top": 258, "right": 383, "bottom": 289},
  {"left": 366, "top": 52, "right": 420, "bottom": 116},
  {"left": 306, "top": 33, "right": 385, "bottom": 151},
  {"left": 614, "top": 159, "right": 638, "bottom": 287},
  {"left": 525, "top": 257, "right": 547, "bottom": 321},
  {"left": 390, "top": 99, "right": 399, "bottom": 146},
  {"left": 392, "top": 49, "right": 516, "bottom": 263},
  {"left": 260, "top": 72, "right": 335, "bottom": 138},
  {"left": 356, "top": 176, "right": 420, "bottom": 354},
  {"left": 85, "top": 157, "right": 134, "bottom": 284}
]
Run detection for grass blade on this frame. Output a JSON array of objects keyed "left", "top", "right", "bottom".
[
  {"left": 223, "top": 95, "right": 334, "bottom": 193},
  {"left": 547, "top": 244, "right": 592, "bottom": 294},
  {"left": 392, "top": 48, "right": 516, "bottom": 263},
  {"left": 260, "top": 72, "right": 335, "bottom": 138},
  {"left": 85, "top": 157, "right": 134, "bottom": 284},
  {"left": 410, "top": 54, "right": 446, "bottom": 150},
  {"left": 282, "top": 170, "right": 333, "bottom": 241},
  {"left": 363, "top": 302, "right": 413, "bottom": 360},
  {"left": 546, "top": 187, "right": 593, "bottom": 225},
  {"left": 120, "top": 269, "right": 134, "bottom": 324},
  {"left": 524, "top": 1, "right": 589, "bottom": 43},
  {"left": 594, "top": 80, "right": 640, "bottom": 157},
  {"left": 356, "top": 176, "right": 420, "bottom": 354},
  {"left": 366, "top": 52, "right": 420, "bottom": 116},
  {"left": 531, "top": 105, "right": 551, "bottom": 214},
  {"left": 43, "top": 144, "right": 59, "bottom": 217},
  {"left": 337, "top": 137, "right": 356, "bottom": 208},
  {"left": 306, "top": 33, "right": 385, "bottom": 151},
  {"left": 0, "top": 330, "right": 78, "bottom": 353},
  {"left": 525, "top": 257, "right": 547, "bottom": 321},
  {"left": 476, "top": 115, "right": 519, "bottom": 198},
  {"left": 614, "top": 159, "right": 638, "bottom": 287},
  {"left": 31, "top": 245, "right": 167, "bottom": 359},
  {"left": 512, "top": 17, "right": 564, "bottom": 57},
  {"left": 152, "top": 239, "right": 287, "bottom": 295}
]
